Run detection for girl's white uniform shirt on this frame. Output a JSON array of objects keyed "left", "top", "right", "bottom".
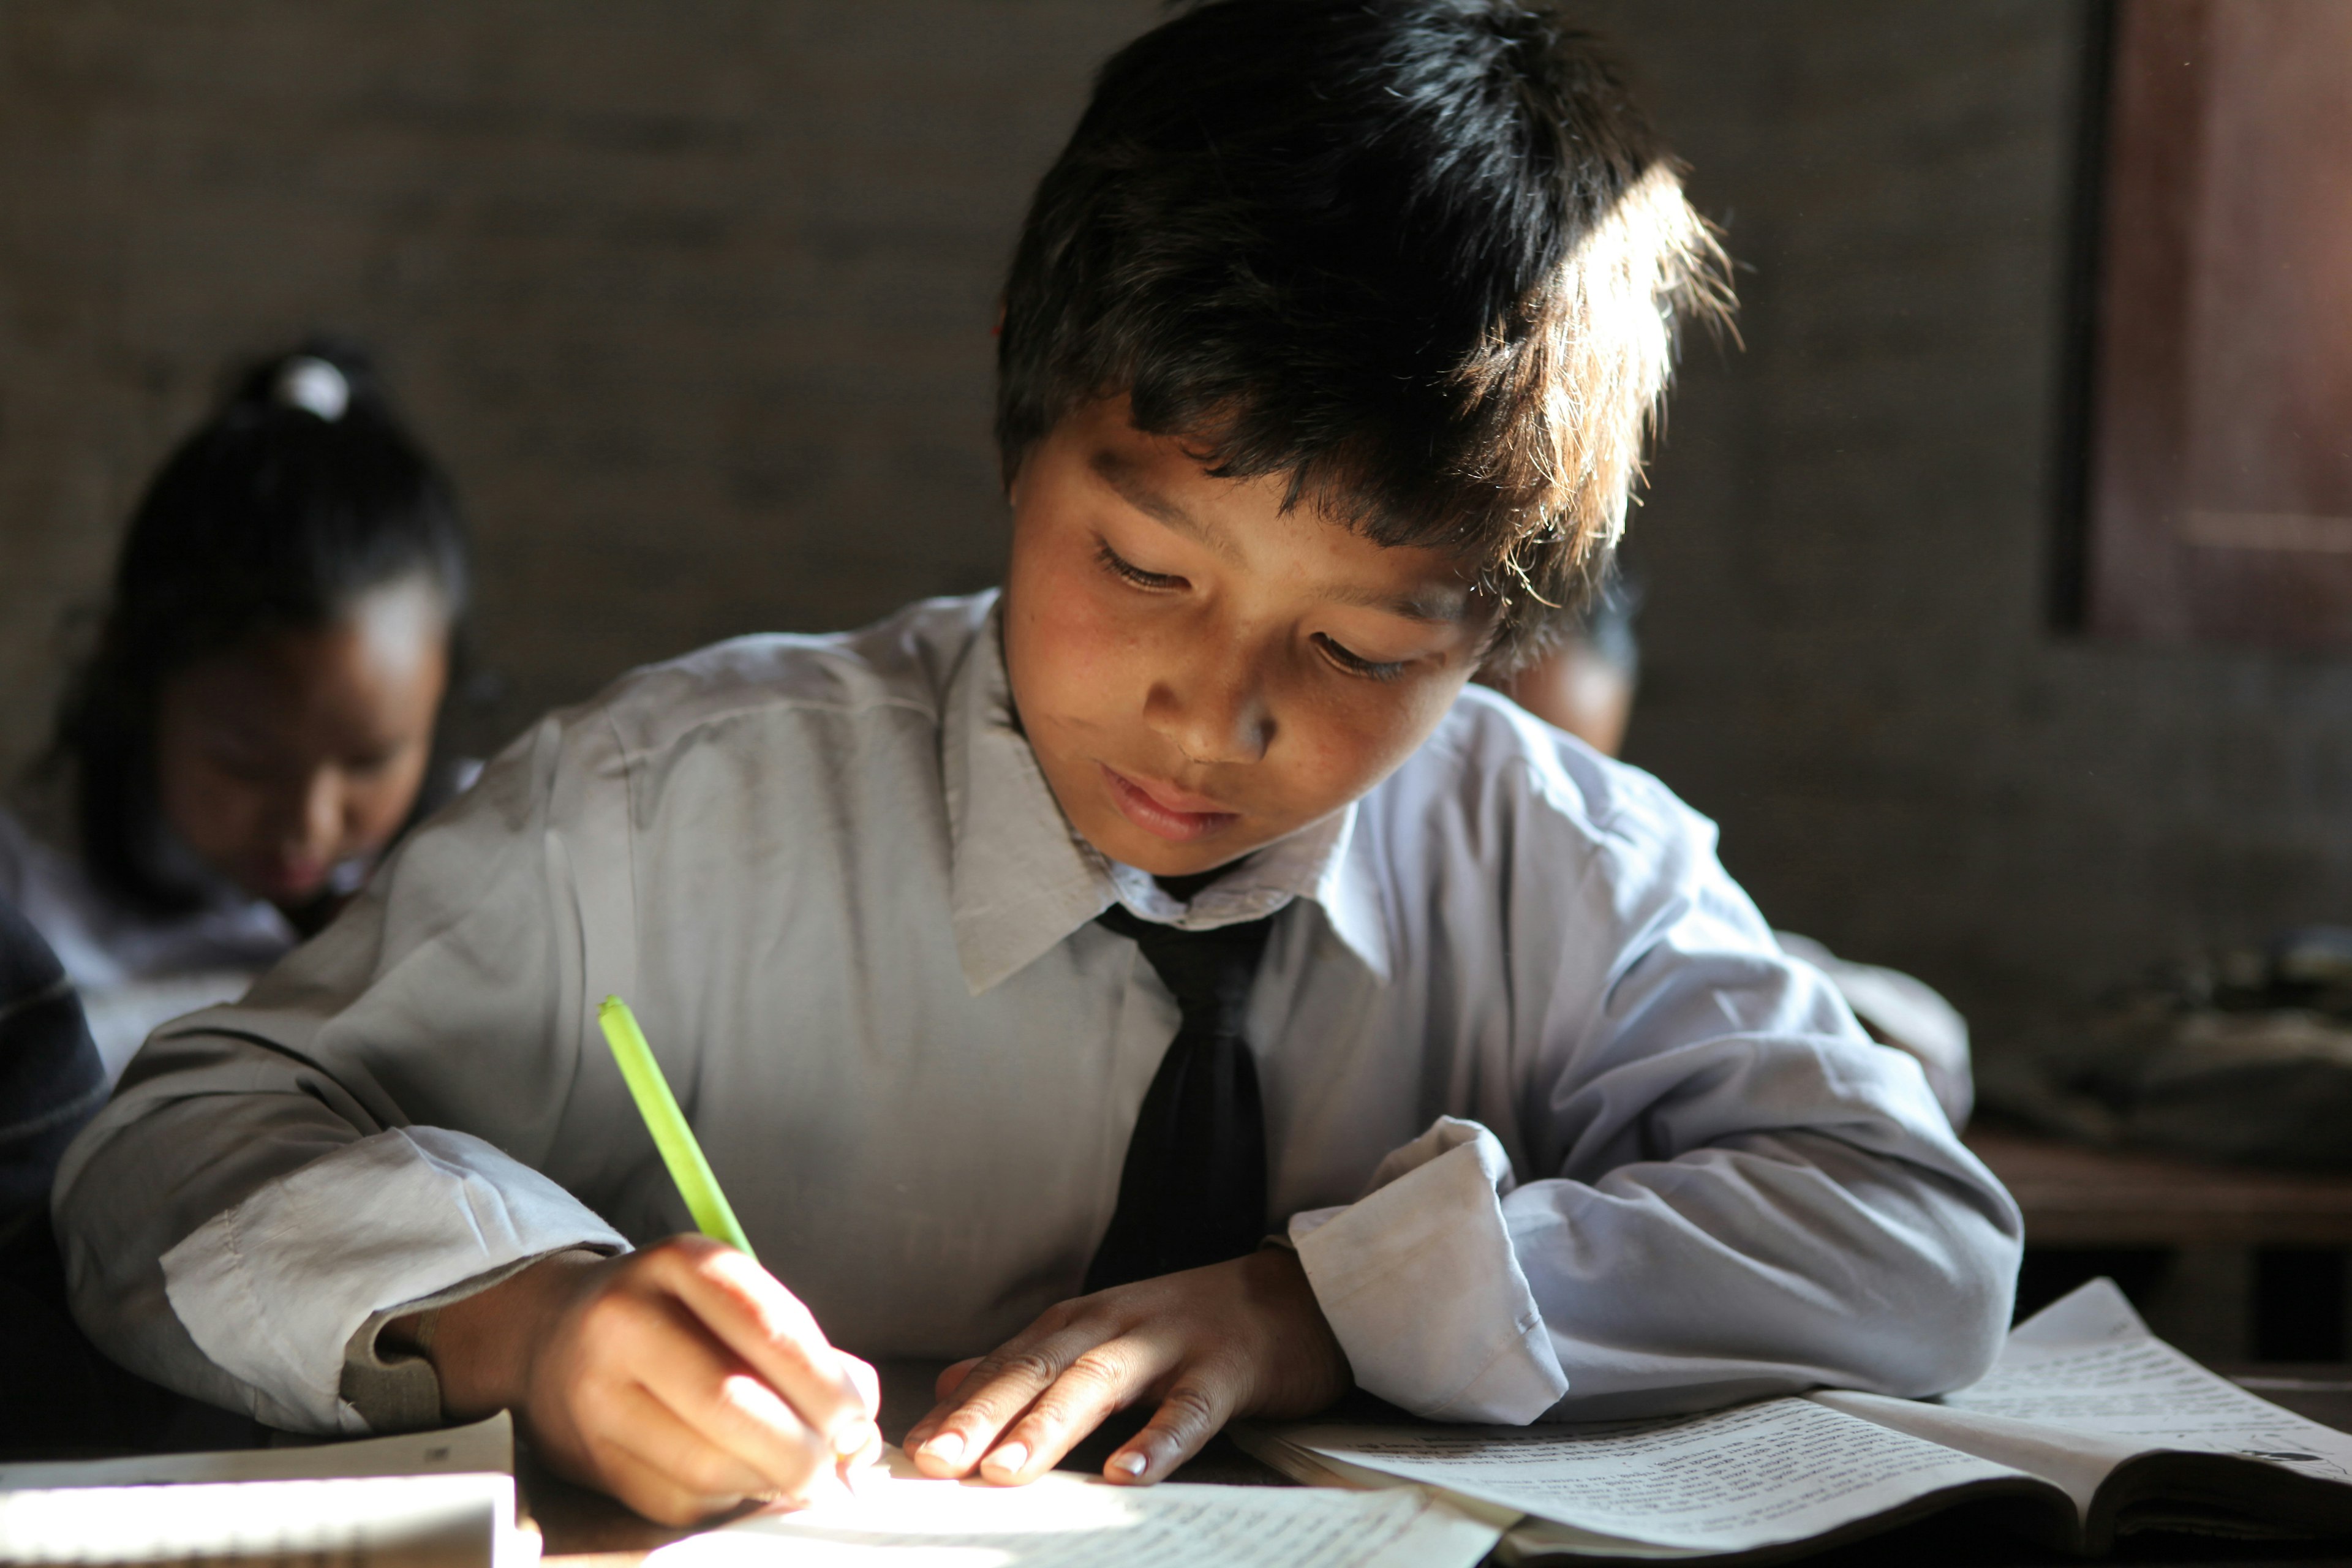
[
  {"left": 55, "top": 593, "right": 2021, "bottom": 1435},
  {"left": 0, "top": 796, "right": 294, "bottom": 1081}
]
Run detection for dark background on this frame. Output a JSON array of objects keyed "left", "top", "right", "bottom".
[{"left": 5, "top": 1, "right": 2345, "bottom": 1046}]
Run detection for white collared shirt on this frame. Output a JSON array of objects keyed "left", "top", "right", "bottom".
[
  {"left": 0, "top": 801, "right": 295, "bottom": 1081},
  {"left": 55, "top": 594, "right": 2020, "bottom": 1435}
]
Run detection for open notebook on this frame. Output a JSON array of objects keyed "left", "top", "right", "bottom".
[
  {"left": 0, "top": 1412, "right": 530, "bottom": 1568},
  {"left": 644, "top": 1447, "right": 1500, "bottom": 1568},
  {"left": 1238, "top": 1279, "right": 2352, "bottom": 1562}
]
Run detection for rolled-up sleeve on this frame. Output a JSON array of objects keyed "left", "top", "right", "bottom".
[
  {"left": 53, "top": 708, "right": 634, "bottom": 1432},
  {"left": 159, "top": 1127, "right": 623, "bottom": 1431},
  {"left": 1284, "top": 733, "right": 2022, "bottom": 1423},
  {"left": 1291, "top": 1117, "right": 1567, "bottom": 1422}
]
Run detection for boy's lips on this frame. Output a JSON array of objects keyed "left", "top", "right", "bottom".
[{"left": 1099, "top": 764, "right": 1240, "bottom": 843}]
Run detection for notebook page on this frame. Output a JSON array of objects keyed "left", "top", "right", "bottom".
[
  {"left": 1943, "top": 1279, "right": 2352, "bottom": 1480},
  {"left": 0, "top": 1472, "right": 516, "bottom": 1568},
  {"left": 1814, "top": 1276, "right": 2352, "bottom": 1524},
  {"left": 644, "top": 1448, "right": 1498, "bottom": 1568},
  {"left": 1263, "top": 1395, "right": 2026, "bottom": 1554},
  {"left": 1804, "top": 1390, "right": 2135, "bottom": 1521},
  {"left": 0, "top": 1411, "right": 514, "bottom": 1490},
  {"left": 0, "top": 1414, "right": 529, "bottom": 1568}
]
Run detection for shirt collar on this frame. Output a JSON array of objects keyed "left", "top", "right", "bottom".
[{"left": 944, "top": 598, "right": 1391, "bottom": 994}]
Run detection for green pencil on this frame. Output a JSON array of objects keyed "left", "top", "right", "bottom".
[{"left": 597, "top": 995, "right": 757, "bottom": 1260}]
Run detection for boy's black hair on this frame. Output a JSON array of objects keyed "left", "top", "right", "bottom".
[
  {"left": 50, "top": 337, "right": 471, "bottom": 913},
  {"left": 997, "top": 0, "right": 1730, "bottom": 668}
]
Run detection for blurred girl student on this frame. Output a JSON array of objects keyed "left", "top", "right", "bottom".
[{"left": 0, "top": 342, "right": 475, "bottom": 1079}]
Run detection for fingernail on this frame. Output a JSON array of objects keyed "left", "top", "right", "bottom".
[
  {"left": 985, "top": 1441, "right": 1028, "bottom": 1476},
  {"left": 923, "top": 1431, "right": 966, "bottom": 1464},
  {"left": 834, "top": 1419, "right": 878, "bottom": 1457},
  {"left": 1110, "top": 1451, "right": 1147, "bottom": 1479}
]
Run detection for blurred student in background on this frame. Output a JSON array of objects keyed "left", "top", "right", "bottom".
[
  {"left": 1481, "top": 575, "right": 1976, "bottom": 1128},
  {"left": 1482, "top": 571, "right": 1645, "bottom": 760},
  {"left": 0, "top": 893, "right": 134, "bottom": 1449},
  {"left": 0, "top": 341, "right": 475, "bottom": 1079},
  {"left": 0, "top": 892, "right": 261, "bottom": 1452}
]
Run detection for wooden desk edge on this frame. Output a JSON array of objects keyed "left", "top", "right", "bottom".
[{"left": 1964, "top": 1127, "right": 2352, "bottom": 1247}]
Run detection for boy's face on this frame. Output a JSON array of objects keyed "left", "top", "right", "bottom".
[{"left": 1002, "top": 398, "right": 1494, "bottom": 879}]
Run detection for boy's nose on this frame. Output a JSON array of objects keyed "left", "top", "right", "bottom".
[{"left": 1144, "top": 660, "right": 1273, "bottom": 765}]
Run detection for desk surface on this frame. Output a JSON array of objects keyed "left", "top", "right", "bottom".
[
  {"left": 534, "top": 1360, "right": 2352, "bottom": 1566},
  {"left": 1965, "top": 1126, "right": 2352, "bottom": 1248}
]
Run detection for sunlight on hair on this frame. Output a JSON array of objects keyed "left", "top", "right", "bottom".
[{"left": 1466, "top": 160, "right": 1735, "bottom": 624}]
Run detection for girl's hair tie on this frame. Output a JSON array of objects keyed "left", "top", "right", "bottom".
[{"left": 273, "top": 356, "right": 350, "bottom": 423}]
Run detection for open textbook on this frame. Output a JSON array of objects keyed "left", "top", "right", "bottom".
[
  {"left": 1238, "top": 1279, "right": 2352, "bottom": 1562},
  {"left": 0, "top": 1412, "right": 531, "bottom": 1568},
  {"left": 644, "top": 1446, "right": 1499, "bottom": 1568}
]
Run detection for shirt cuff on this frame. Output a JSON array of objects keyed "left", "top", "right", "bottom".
[
  {"left": 338, "top": 1249, "right": 613, "bottom": 1433},
  {"left": 1289, "top": 1116, "right": 1568, "bottom": 1423},
  {"left": 162, "top": 1126, "right": 628, "bottom": 1433}
]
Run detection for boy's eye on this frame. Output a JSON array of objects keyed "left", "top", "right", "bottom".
[
  {"left": 1095, "top": 540, "right": 1185, "bottom": 590},
  {"left": 1313, "top": 633, "right": 1409, "bottom": 683}
]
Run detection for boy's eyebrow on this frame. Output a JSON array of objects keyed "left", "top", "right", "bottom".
[
  {"left": 1319, "top": 581, "right": 1472, "bottom": 625},
  {"left": 1091, "top": 448, "right": 1472, "bottom": 623},
  {"left": 1090, "top": 451, "right": 1245, "bottom": 565}
]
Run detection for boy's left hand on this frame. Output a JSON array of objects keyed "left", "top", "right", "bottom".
[{"left": 904, "top": 1246, "right": 1349, "bottom": 1485}]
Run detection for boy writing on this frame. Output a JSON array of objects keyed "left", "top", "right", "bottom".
[{"left": 56, "top": 0, "right": 2021, "bottom": 1527}]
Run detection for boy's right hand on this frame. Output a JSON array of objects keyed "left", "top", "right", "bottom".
[{"left": 391, "top": 1235, "right": 880, "bottom": 1525}]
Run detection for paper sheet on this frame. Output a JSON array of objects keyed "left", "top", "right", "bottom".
[
  {"left": 645, "top": 1449, "right": 1498, "bottom": 1568},
  {"left": 1272, "top": 1395, "right": 2022, "bottom": 1554}
]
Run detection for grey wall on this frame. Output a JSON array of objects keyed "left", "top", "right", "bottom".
[
  {"left": 0, "top": 0, "right": 1156, "bottom": 767},
  {"left": 6, "top": 1, "right": 2348, "bottom": 1039},
  {"left": 1591, "top": 1, "right": 2352, "bottom": 1039}
]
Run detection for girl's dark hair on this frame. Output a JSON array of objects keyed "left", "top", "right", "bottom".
[
  {"left": 52, "top": 337, "right": 471, "bottom": 912},
  {"left": 997, "top": 0, "right": 1732, "bottom": 669}
]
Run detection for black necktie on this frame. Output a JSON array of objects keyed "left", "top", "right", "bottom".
[{"left": 1084, "top": 904, "right": 1275, "bottom": 1292}]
